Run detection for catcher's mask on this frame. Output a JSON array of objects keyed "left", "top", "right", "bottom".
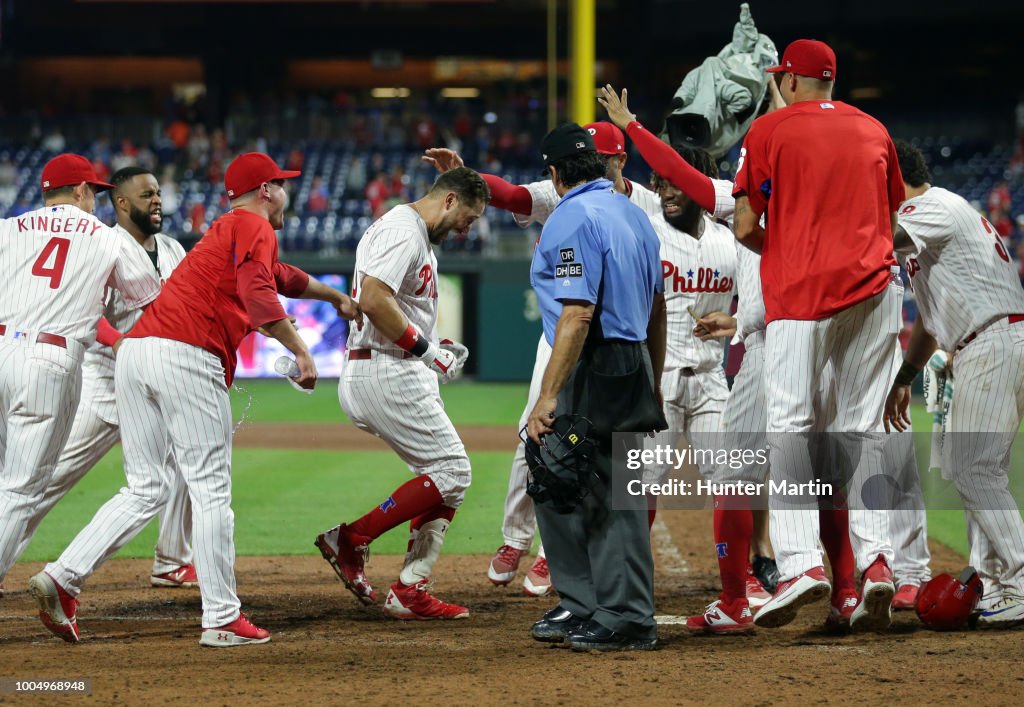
[
  {"left": 521, "top": 415, "right": 597, "bottom": 514},
  {"left": 915, "top": 566, "right": 983, "bottom": 630}
]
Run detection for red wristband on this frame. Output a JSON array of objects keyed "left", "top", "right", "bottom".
[
  {"left": 96, "top": 317, "right": 122, "bottom": 348},
  {"left": 394, "top": 324, "right": 419, "bottom": 352}
]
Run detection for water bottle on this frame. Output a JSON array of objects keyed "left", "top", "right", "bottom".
[{"left": 274, "top": 356, "right": 301, "bottom": 379}]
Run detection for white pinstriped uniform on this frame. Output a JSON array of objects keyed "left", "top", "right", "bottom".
[
  {"left": 897, "top": 185, "right": 1024, "bottom": 599},
  {"left": 339, "top": 205, "right": 471, "bottom": 508},
  {"left": 10, "top": 228, "right": 192, "bottom": 575},
  {"left": 646, "top": 212, "right": 736, "bottom": 481},
  {"left": 706, "top": 183, "right": 771, "bottom": 486},
  {"left": 0, "top": 205, "right": 160, "bottom": 581},
  {"left": 46, "top": 337, "right": 241, "bottom": 628},
  {"left": 766, "top": 270, "right": 903, "bottom": 579},
  {"left": 883, "top": 344, "right": 931, "bottom": 588}
]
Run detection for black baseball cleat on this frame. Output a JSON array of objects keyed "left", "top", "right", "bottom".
[
  {"left": 531, "top": 605, "right": 587, "bottom": 643},
  {"left": 566, "top": 620, "right": 657, "bottom": 652},
  {"left": 753, "top": 555, "right": 781, "bottom": 595}
]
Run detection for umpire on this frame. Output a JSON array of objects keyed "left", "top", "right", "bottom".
[{"left": 526, "top": 123, "right": 667, "bottom": 651}]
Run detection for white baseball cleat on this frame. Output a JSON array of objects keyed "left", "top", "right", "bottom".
[{"left": 976, "top": 596, "right": 1024, "bottom": 629}]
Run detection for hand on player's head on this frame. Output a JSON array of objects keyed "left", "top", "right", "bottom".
[{"left": 421, "top": 148, "right": 464, "bottom": 174}]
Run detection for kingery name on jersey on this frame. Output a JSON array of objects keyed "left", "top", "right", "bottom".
[
  {"left": 662, "top": 260, "right": 734, "bottom": 293},
  {"left": 16, "top": 214, "right": 105, "bottom": 237}
]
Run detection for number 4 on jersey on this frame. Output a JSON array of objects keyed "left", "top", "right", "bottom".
[{"left": 32, "top": 237, "right": 71, "bottom": 289}]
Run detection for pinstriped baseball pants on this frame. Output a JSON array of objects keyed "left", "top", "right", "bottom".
[
  {"left": 46, "top": 337, "right": 240, "bottom": 628},
  {"left": 765, "top": 279, "right": 902, "bottom": 580},
  {"left": 0, "top": 336, "right": 83, "bottom": 581}
]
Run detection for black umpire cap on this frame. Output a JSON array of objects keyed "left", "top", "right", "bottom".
[{"left": 541, "top": 123, "right": 596, "bottom": 167}]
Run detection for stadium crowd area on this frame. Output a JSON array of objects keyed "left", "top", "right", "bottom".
[{"left": 2, "top": 89, "right": 1024, "bottom": 273}]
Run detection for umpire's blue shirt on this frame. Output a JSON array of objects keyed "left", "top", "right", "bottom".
[{"left": 531, "top": 178, "right": 663, "bottom": 345}]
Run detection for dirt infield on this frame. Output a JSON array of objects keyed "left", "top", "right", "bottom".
[
  {"left": 2, "top": 504, "right": 1022, "bottom": 705},
  {"left": 2, "top": 425, "right": 1021, "bottom": 704}
]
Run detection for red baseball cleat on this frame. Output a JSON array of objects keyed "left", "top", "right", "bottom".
[
  {"left": 151, "top": 564, "right": 198, "bottom": 588},
  {"left": 199, "top": 612, "right": 271, "bottom": 647},
  {"left": 522, "top": 555, "right": 552, "bottom": 597},
  {"left": 28, "top": 572, "right": 80, "bottom": 643},
  {"left": 825, "top": 589, "right": 860, "bottom": 629},
  {"left": 850, "top": 554, "right": 894, "bottom": 632},
  {"left": 315, "top": 523, "right": 377, "bottom": 604},
  {"left": 383, "top": 580, "right": 469, "bottom": 620},
  {"left": 753, "top": 566, "right": 831, "bottom": 628},
  {"left": 488, "top": 545, "right": 526, "bottom": 586},
  {"left": 891, "top": 583, "right": 919, "bottom": 611},
  {"left": 686, "top": 596, "right": 754, "bottom": 634},
  {"left": 746, "top": 572, "right": 771, "bottom": 614}
]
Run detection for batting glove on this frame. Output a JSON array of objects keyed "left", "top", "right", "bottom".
[
  {"left": 439, "top": 338, "right": 469, "bottom": 368},
  {"left": 418, "top": 343, "right": 462, "bottom": 383}
]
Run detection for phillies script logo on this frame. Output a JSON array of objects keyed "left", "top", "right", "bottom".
[{"left": 662, "top": 261, "right": 733, "bottom": 293}]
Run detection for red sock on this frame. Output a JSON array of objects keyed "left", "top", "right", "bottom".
[
  {"left": 411, "top": 503, "right": 456, "bottom": 531},
  {"left": 819, "top": 508, "right": 855, "bottom": 593},
  {"left": 714, "top": 495, "right": 753, "bottom": 601},
  {"left": 349, "top": 477, "right": 444, "bottom": 541}
]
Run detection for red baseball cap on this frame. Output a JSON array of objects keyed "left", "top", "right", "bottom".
[
  {"left": 41, "top": 153, "right": 114, "bottom": 192},
  {"left": 224, "top": 152, "right": 301, "bottom": 198},
  {"left": 584, "top": 122, "right": 626, "bottom": 156},
  {"left": 767, "top": 39, "right": 837, "bottom": 82}
]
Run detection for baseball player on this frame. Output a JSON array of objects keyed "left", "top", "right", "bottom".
[
  {"left": 422, "top": 124, "right": 654, "bottom": 596},
  {"left": 885, "top": 141, "right": 1024, "bottom": 628},
  {"left": 599, "top": 85, "right": 859, "bottom": 632},
  {"left": 918, "top": 351, "right": 1000, "bottom": 615},
  {"left": 0, "top": 154, "right": 161, "bottom": 598},
  {"left": 733, "top": 40, "right": 906, "bottom": 632},
  {"left": 315, "top": 167, "right": 487, "bottom": 620},
  {"left": 885, "top": 343, "right": 932, "bottom": 610},
  {"left": 31, "top": 152, "right": 362, "bottom": 646},
  {"left": 6, "top": 167, "right": 196, "bottom": 588}
]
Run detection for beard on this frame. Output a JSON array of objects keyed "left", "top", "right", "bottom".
[
  {"left": 662, "top": 202, "right": 703, "bottom": 234},
  {"left": 129, "top": 204, "right": 161, "bottom": 236}
]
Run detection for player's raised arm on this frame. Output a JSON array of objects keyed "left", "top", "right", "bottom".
[
  {"left": 599, "top": 84, "right": 718, "bottom": 214},
  {"left": 423, "top": 146, "right": 533, "bottom": 215}
]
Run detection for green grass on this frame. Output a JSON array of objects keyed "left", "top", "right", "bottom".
[
  {"left": 20, "top": 448, "right": 516, "bottom": 563},
  {"left": 17, "top": 385, "right": 1018, "bottom": 563},
  {"left": 230, "top": 379, "right": 529, "bottom": 426}
]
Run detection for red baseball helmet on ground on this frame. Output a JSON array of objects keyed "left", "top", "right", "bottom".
[{"left": 915, "top": 567, "right": 983, "bottom": 630}]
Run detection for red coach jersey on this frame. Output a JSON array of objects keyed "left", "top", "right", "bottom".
[
  {"left": 733, "top": 99, "right": 903, "bottom": 322},
  {"left": 128, "top": 209, "right": 288, "bottom": 385}
]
